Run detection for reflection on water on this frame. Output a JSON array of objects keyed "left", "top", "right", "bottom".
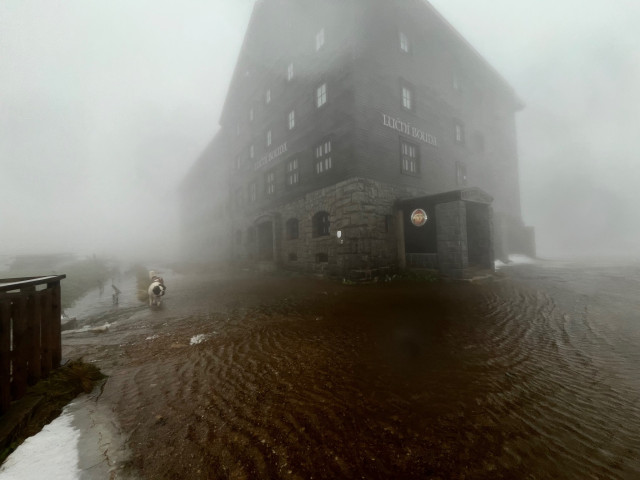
[
  {"left": 74, "top": 260, "right": 640, "bottom": 478},
  {"left": 476, "top": 259, "right": 640, "bottom": 478}
]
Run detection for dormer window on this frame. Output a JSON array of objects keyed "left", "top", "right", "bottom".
[
  {"left": 316, "top": 28, "right": 325, "bottom": 51},
  {"left": 399, "top": 31, "right": 410, "bottom": 53}
]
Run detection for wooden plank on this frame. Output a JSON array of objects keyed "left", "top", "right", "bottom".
[
  {"left": 26, "top": 291, "right": 42, "bottom": 385},
  {"left": 0, "top": 298, "right": 11, "bottom": 414},
  {"left": 0, "top": 275, "right": 66, "bottom": 293},
  {"left": 40, "top": 291, "right": 53, "bottom": 377},
  {"left": 48, "top": 282, "right": 62, "bottom": 368},
  {"left": 10, "top": 295, "right": 28, "bottom": 401}
]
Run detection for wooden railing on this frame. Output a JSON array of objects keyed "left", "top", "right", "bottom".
[{"left": 0, "top": 275, "right": 66, "bottom": 414}]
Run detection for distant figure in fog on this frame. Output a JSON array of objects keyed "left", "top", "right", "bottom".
[{"left": 112, "top": 284, "right": 121, "bottom": 305}]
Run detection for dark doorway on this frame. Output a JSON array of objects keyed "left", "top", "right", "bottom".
[
  {"left": 257, "top": 221, "right": 274, "bottom": 261},
  {"left": 466, "top": 202, "right": 492, "bottom": 268},
  {"left": 403, "top": 205, "right": 436, "bottom": 254}
]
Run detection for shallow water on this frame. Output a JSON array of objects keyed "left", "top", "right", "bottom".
[{"left": 63, "top": 260, "right": 640, "bottom": 479}]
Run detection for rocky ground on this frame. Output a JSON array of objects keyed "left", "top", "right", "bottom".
[{"left": 61, "top": 269, "right": 515, "bottom": 480}]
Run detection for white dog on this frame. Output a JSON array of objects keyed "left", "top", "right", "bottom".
[{"left": 148, "top": 270, "right": 166, "bottom": 307}]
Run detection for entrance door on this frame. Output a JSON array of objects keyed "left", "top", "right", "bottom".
[{"left": 257, "top": 221, "right": 274, "bottom": 261}]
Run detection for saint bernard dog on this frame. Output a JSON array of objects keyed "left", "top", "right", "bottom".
[{"left": 148, "top": 270, "right": 167, "bottom": 307}]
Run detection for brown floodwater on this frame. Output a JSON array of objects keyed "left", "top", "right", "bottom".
[{"left": 62, "top": 259, "right": 640, "bottom": 479}]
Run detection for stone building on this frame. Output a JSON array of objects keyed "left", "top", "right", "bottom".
[{"left": 180, "top": 0, "right": 535, "bottom": 278}]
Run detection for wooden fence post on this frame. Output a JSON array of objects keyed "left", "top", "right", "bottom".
[
  {"left": 27, "top": 290, "right": 42, "bottom": 385},
  {"left": 10, "top": 295, "right": 28, "bottom": 401},
  {"left": 49, "top": 281, "right": 62, "bottom": 368},
  {"left": 40, "top": 291, "right": 53, "bottom": 377},
  {"left": 0, "top": 298, "right": 11, "bottom": 414}
]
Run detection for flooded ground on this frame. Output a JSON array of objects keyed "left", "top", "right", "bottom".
[{"left": 61, "top": 260, "right": 640, "bottom": 479}]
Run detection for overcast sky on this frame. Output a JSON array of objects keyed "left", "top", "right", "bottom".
[{"left": 2, "top": 0, "right": 639, "bottom": 259}]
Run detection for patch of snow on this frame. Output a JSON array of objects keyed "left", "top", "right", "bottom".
[
  {"left": 0, "top": 409, "right": 80, "bottom": 480},
  {"left": 495, "top": 254, "right": 536, "bottom": 270},
  {"left": 146, "top": 334, "right": 159, "bottom": 341},
  {"left": 190, "top": 334, "right": 207, "bottom": 345}
]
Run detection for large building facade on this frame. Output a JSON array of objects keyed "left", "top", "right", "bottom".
[{"left": 181, "top": 0, "right": 535, "bottom": 278}]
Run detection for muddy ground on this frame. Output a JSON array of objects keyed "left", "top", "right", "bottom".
[{"left": 62, "top": 269, "right": 516, "bottom": 480}]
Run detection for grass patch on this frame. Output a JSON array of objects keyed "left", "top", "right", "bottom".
[{"left": 0, "top": 360, "right": 106, "bottom": 464}]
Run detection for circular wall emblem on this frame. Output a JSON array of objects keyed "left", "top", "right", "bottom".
[{"left": 410, "top": 208, "right": 428, "bottom": 227}]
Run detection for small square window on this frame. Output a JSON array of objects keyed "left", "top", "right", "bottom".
[
  {"left": 316, "top": 28, "right": 325, "bottom": 51},
  {"left": 288, "top": 110, "right": 295, "bottom": 130},
  {"left": 316, "top": 83, "right": 327, "bottom": 108}
]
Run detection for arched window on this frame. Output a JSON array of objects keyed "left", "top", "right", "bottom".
[
  {"left": 286, "top": 218, "right": 299, "bottom": 240},
  {"left": 313, "top": 211, "right": 330, "bottom": 237}
]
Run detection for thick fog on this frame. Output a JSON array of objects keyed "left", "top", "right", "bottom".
[{"left": 1, "top": 0, "right": 639, "bottom": 260}]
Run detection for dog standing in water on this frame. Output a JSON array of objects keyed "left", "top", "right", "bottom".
[{"left": 148, "top": 270, "right": 166, "bottom": 307}]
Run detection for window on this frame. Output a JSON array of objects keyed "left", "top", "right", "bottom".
[
  {"left": 234, "top": 156, "right": 241, "bottom": 170},
  {"left": 315, "top": 252, "right": 329, "bottom": 263},
  {"left": 265, "top": 88, "right": 271, "bottom": 104},
  {"left": 453, "top": 72, "right": 462, "bottom": 92},
  {"left": 473, "top": 131, "right": 485, "bottom": 153},
  {"left": 235, "top": 187, "right": 244, "bottom": 207},
  {"left": 249, "top": 182, "right": 257, "bottom": 202},
  {"left": 401, "top": 140, "right": 419, "bottom": 175},
  {"left": 402, "top": 84, "right": 413, "bottom": 110},
  {"left": 316, "top": 83, "right": 327, "bottom": 108},
  {"left": 288, "top": 253, "right": 298, "bottom": 262},
  {"left": 266, "top": 129, "right": 272, "bottom": 147},
  {"left": 266, "top": 170, "right": 275, "bottom": 195},
  {"left": 247, "top": 226, "right": 256, "bottom": 243},
  {"left": 316, "top": 28, "right": 325, "bottom": 51},
  {"left": 399, "top": 31, "right": 410, "bottom": 53},
  {"left": 286, "top": 218, "right": 299, "bottom": 240},
  {"left": 250, "top": 144, "right": 254, "bottom": 159},
  {"left": 454, "top": 121, "right": 465, "bottom": 144},
  {"left": 456, "top": 162, "right": 468, "bottom": 186},
  {"left": 288, "top": 110, "right": 295, "bottom": 130},
  {"left": 287, "top": 63, "right": 294, "bottom": 81},
  {"left": 315, "top": 140, "right": 332, "bottom": 174},
  {"left": 286, "top": 158, "right": 299, "bottom": 186},
  {"left": 313, "top": 211, "right": 330, "bottom": 237},
  {"left": 249, "top": 107, "right": 254, "bottom": 122}
]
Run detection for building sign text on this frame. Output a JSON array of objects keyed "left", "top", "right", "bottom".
[
  {"left": 255, "top": 142, "right": 288, "bottom": 170},
  {"left": 382, "top": 113, "right": 437, "bottom": 147}
]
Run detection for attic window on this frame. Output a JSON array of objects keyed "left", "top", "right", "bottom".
[{"left": 316, "top": 28, "right": 325, "bottom": 51}]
